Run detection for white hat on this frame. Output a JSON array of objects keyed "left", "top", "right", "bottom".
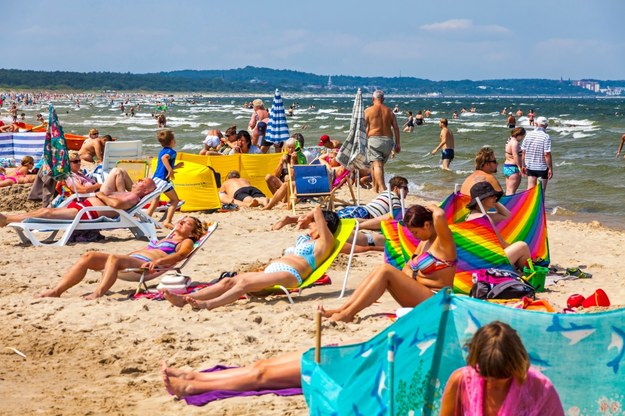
[{"left": 536, "top": 116, "right": 548, "bottom": 126}]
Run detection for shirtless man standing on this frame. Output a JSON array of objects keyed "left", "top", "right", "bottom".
[
  {"left": 79, "top": 129, "right": 115, "bottom": 163},
  {"left": 0, "top": 170, "right": 155, "bottom": 226},
  {"left": 431, "top": 118, "right": 455, "bottom": 170},
  {"left": 364, "top": 90, "right": 400, "bottom": 192},
  {"left": 219, "top": 170, "right": 270, "bottom": 208}
]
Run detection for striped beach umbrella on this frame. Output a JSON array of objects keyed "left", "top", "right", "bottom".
[
  {"left": 266, "top": 89, "right": 290, "bottom": 143},
  {"left": 336, "top": 88, "right": 369, "bottom": 170}
]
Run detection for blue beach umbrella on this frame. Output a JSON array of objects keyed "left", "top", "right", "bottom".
[
  {"left": 41, "top": 104, "right": 70, "bottom": 180},
  {"left": 336, "top": 88, "right": 369, "bottom": 170},
  {"left": 266, "top": 89, "right": 290, "bottom": 144}
]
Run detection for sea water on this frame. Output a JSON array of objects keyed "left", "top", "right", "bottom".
[{"left": 12, "top": 94, "right": 625, "bottom": 229}]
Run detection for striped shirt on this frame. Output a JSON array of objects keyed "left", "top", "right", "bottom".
[
  {"left": 521, "top": 128, "right": 551, "bottom": 171},
  {"left": 364, "top": 192, "right": 401, "bottom": 218}
]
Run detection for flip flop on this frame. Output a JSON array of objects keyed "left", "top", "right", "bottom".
[{"left": 564, "top": 267, "right": 593, "bottom": 279}]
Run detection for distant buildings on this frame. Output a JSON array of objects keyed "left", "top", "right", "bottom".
[{"left": 571, "top": 80, "right": 600, "bottom": 92}]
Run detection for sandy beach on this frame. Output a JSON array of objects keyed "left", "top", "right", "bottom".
[{"left": 0, "top": 184, "right": 622, "bottom": 415}]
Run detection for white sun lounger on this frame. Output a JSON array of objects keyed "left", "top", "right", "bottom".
[{"left": 7, "top": 180, "right": 168, "bottom": 247}]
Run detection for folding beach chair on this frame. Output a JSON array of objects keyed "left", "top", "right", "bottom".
[
  {"left": 7, "top": 179, "right": 169, "bottom": 246},
  {"left": 289, "top": 164, "right": 335, "bottom": 214},
  {"left": 119, "top": 222, "right": 218, "bottom": 295},
  {"left": 268, "top": 219, "right": 359, "bottom": 303}
]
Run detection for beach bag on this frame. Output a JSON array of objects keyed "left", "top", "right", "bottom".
[{"left": 470, "top": 268, "right": 536, "bottom": 300}]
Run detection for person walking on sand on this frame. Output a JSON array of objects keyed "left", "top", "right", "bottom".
[
  {"left": 431, "top": 118, "right": 455, "bottom": 171},
  {"left": 616, "top": 134, "right": 625, "bottom": 159},
  {"left": 521, "top": 116, "right": 552, "bottom": 197},
  {"left": 364, "top": 90, "right": 401, "bottom": 192}
]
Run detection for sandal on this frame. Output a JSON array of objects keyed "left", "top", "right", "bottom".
[{"left": 564, "top": 267, "right": 593, "bottom": 279}]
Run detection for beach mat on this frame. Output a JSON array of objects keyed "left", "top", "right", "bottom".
[{"left": 179, "top": 365, "right": 302, "bottom": 406}]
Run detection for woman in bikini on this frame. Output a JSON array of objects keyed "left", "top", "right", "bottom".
[
  {"left": 162, "top": 206, "right": 339, "bottom": 310},
  {"left": 319, "top": 204, "right": 456, "bottom": 322},
  {"left": 36, "top": 216, "right": 207, "bottom": 300},
  {"left": 503, "top": 127, "right": 526, "bottom": 195},
  {"left": 0, "top": 156, "right": 36, "bottom": 188}
]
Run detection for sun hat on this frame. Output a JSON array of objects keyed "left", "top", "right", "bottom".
[
  {"left": 466, "top": 181, "right": 504, "bottom": 210},
  {"left": 318, "top": 134, "right": 330, "bottom": 146},
  {"left": 536, "top": 116, "right": 548, "bottom": 126}
]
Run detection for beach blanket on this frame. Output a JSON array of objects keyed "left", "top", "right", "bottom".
[{"left": 174, "top": 365, "right": 302, "bottom": 406}]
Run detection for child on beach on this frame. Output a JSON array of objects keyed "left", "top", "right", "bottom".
[
  {"left": 147, "top": 129, "right": 183, "bottom": 229},
  {"left": 0, "top": 156, "right": 36, "bottom": 188}
]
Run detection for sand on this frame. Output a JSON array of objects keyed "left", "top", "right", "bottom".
[{"left": 0, "top": 185, "right": 622, "bottom": 415}]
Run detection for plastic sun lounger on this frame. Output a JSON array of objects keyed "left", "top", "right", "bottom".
[
  {"left": 119, "top": 222, "right": 218, "bottom": 295},
  {"left": 7, "top": 180, "right": 169, "bottom": 247},
  {"left": 268, "top": 218, "right": 359, "bottom": 303}
]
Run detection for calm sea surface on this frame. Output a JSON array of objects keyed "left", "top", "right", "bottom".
[{"left": 10, "top": 93, "right": 625, "bottom": 229}]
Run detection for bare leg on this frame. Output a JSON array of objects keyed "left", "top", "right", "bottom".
[
  {"left": 163, "top": 190, "right": 179, "bottom": 228},
  {"left": 272, "top": 215, "right": 299, "bottom": 231},
  {"left": 505, "top": 173, "right": 522, "bottom": 196},
  {"left": 370, "top": 161, "right": 386, "bottom": 193},
  {"left": 84, "top": 254, "right": 145, "bottom": 299},
  {"left": 442, "top": 158, "right": 451, "bottom": 171},
  {"left": 161, "top": 289, "right": 190, "bottom": 308},
  {"left": 263, "top": 182, "right": 289, "bottom": 210},
  {"left": 527, "top": 176, "right": 538, "bottom": 191},
  {"left": 36, "top": 252, "right": 111, "bottom": 297},
  {"left": 1, "top": 207, "right": 80, "bottom": 227},
  {"left": 100, "top": 167, "right": 133, "bottom": 194},
  {"left": 265, "top": 174, "right": 283, "bottom": 195},
  {"left": 319, "top": 264, "right": 433, "bottom": 322},
  {"left": 540, "top": 178, "right": 548, "bottom": 198},
  {"left": 161, "top": 351, "right": 302, "bottom": 398},
  {"left": 187, "top": 271, "right": 299, "bottom": 310},
  {"left": 504, "top": 241, "right": 532, "bottom": 270}
]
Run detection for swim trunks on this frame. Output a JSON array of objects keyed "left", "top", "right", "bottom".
[
  {"left": 367, "top": 136, "right": 395, "bottom": 163},
  {"left": 264, "top": 262, "right": 303, "bottom": 285},
  {"left": 441, "top": 149, "right": 455, "bottom": 161},
  {"left": 233, "top": 186, "right": 265, "bottom": 201},
  {"left": 415, "top": 118, "right": 423, "bottom": 126},
  {"left": 503, "top": 164, "right": 520, "bottom": 177},
  {"left": 526, "top": 168, "right": 549, "bottom": 179},
  {"left": 67, "top": 199, "right": 100, "bottom": 220}
]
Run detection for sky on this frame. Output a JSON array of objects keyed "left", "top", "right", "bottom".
[{"left": 2, "top": 0, "right": 624, "bottom": 81}]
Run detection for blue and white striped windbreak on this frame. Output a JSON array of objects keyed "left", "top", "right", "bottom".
[{"left": 266, "top": 89, "right": 290, "bottom": 143}]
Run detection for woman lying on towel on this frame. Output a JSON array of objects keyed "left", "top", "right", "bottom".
[
  {"left": 441, "top": 321, "right": 564, "bottom": 415},
  {"left": 0, "top": 156, "right": 36, "bottom": 188},
  {"left": 464, "top": 181, "right": 531, "bottom": 270},
  {"left": 36, "top": 216, "right": 207, "bottom": 300},
  {"left": 319, "top": 204, "right": 457, "bottom": 322},
  {"left": 162, "top": 206, "right": 339, "bottom": 310}
]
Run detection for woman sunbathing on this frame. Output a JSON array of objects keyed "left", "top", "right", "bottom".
[
  {"left": 319, "top": 204, "right": 456, "bottom": 322},
  {"left": 0, "top": 156, "right": 36, "bottom": 188},
  {"left": 464, "top": 181, "right": 531, "bottom": 270},
  {"left": 162, "top": 206, "right": 339, "bottom": 310},
  {"left": 36, "top": 216, "right": 207, "bottom": 300}
]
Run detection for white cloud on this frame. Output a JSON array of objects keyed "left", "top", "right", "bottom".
[{"left": 420, "top": 19, "right": 511, "bottom": 35}]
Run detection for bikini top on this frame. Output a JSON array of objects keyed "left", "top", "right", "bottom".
[
  {"left": 146, "top": 239, "right": 180, "bottom": 255},
  {"left": 409, "top": 251, "right": 457, "bottom": 278},
  {"left": 284, "top": 234, "right": 317, "bottom": 270},
  {"left": 505, "top": 137, "right": 522, "bottom": 157}
]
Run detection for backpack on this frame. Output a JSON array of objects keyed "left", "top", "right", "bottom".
[{"left": 469, "top": 268, "right": 536, "bottom": 300}]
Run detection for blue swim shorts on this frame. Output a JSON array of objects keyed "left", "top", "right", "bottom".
[
  {"left": 441, "top": 149, "right": 455, "bottom": 160},
  {"left": 503, "top": 164, "right": 520, "bottom": 177}
]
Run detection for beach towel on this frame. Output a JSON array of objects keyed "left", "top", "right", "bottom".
[{"left": 174, "top": 365, "right": 302, "bottom": 406}]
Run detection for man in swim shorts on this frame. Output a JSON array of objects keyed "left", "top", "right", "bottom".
[
  {"left": 0, "top": 172, "right": 156, "bottom": 227},
  {"left": 431, "top": 118, "right": 455, "bottom": 170},
  {"left": 219, "top": 170, "right": 270, "bottom": 208},
  {"left": 364, "top": 90, "right": 401, "bottom": 192}
]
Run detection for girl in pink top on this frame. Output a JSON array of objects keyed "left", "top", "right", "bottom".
[{"left": 440, "top": 321, "right": 564, "bottom": 416}]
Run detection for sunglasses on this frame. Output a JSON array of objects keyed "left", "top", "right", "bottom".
[
  {"left": 488, "top": 159, "right": 498, "bottom": 164},
  {"left": 70, "top": 160, "right": 81, "bottom": 164}
]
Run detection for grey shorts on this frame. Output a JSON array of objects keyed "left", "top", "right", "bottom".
[{"left": 367, "top": 136, "right": 394, "bottom": 163}]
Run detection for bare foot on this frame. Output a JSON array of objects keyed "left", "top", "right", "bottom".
[
  {"left": 161, "top": 361, "right": 188, "bottom": 379},
  {"left": 83, "top": 292, "right": 101, "bottom": 300},
  {"left": 185, "top": 296, "right": 208, "bottom": 310},
  {"left": 248, "top": 199, "right": 259, "bottom": 208},
  {"left": 317, "top": 304, "right": 338, "bottom": 318},
  {"left": 162, "top": 372, "right": 190, "bottom": 398},
  {"left": 161, "top": 289, "right": 188, "bottom": 308},
  {"left": 272, "top": 216, "right": 291, "bottom": 231},
  {"left": 163, "top": 222, "right": 174, "bottom": 230},
  {"left": 35, "top": 288, "right": 61, "bottom": 298},
  {"left": 330, "top": 311, "right": 354, "bottom": 323},
  {"left": 0, "top": 213, "right": 7, "bottom": 227}
]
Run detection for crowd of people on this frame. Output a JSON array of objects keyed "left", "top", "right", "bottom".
[{"left": 5, "top": 90, "right": 616, "bottom": 412}]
